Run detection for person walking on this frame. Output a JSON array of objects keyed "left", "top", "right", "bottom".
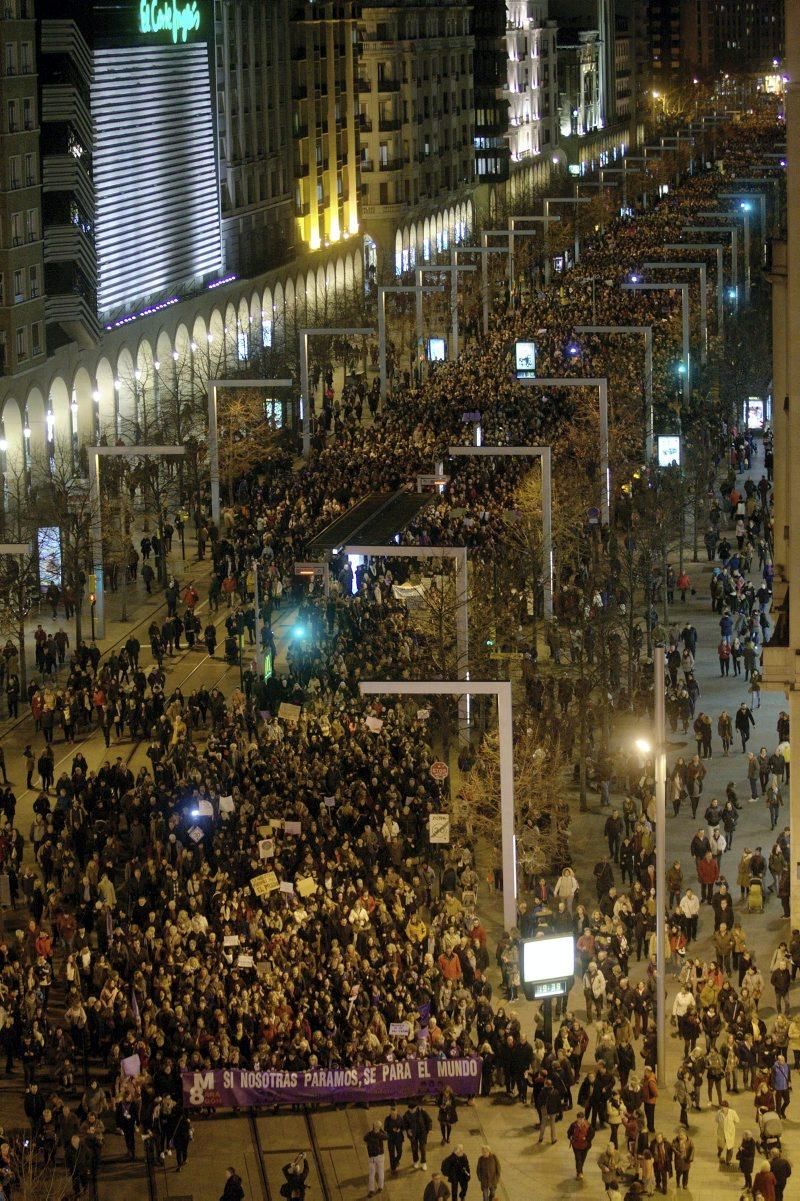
[
  {"left": 567, "top": 1109, "right": 594, "bottom": 1180},
  {"left": 737, "top": 1131, "right": 757, "bottom": 1189},
  {"left": 718, "top": 710, "right": 733, "bottom": 755},
  {"left": 671, "top": 1131, "right": 694, "bottom": 1190},
  {"left": 364, "top": 1122, "right": 387, "bottom": 1196},
  {"left": 221, "top": 1166, "right": 246, "bottom": 1201},
  {"left": 753, "top": 1159, "right": 777, "bottom": 1201},
  {"left": 423, "top": 1173, "right": 451, "bottom": 1201},
  {"left": 770, "top": 1149, "right": 792, "bottom": 1201},
  {"left": 404, "top": 1101, "right": 432, "bottom": 1170},
  {"left": 475, "top": 1147, "right": 500, "bottom": 1201},
  {"left": 537, "top": 1075, "right": 562, "bottom": 1144},
  {"left": 642, "top": 1067, "right": 658, "bottom": 1134},
  {"left": 735, "top": 702, "right": 756, "bottom": 753},
  {"left": 441, "top": 1145, "right": 470, "bottom": 1201},
  {"left": 715, "top": 1100, "right": 739, "bottom": 1165},
  {"left": 384, "top": 1105, "right": 405, "bottom": 1174}
]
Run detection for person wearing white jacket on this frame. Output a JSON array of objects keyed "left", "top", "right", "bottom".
[{"left": 715, "top": 1100, "right": 739, "bottom": 1163}]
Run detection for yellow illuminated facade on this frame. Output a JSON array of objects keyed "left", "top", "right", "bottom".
[{"left": 291, "top": 1, "right": 360, "bottom": 252}]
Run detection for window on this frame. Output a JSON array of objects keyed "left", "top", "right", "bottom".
[
  {"left": 28, "top": 263, "right": 37, "bottom": 297},
  {"left": 15, "top": 325, "right": 26, "bottom": 360},
  {"left": 10, "top": 212, "right": 21, "bottom": 245},
  {"left": 0, "top": 273, "right": 4, "bottom": 304},
  {"left": 24, "top": 152, "right": 33, "bottom": 185},
  {"left": 20, "top": 42, "right": 31, "bottom": 74},
  {"left": 13, "top": 269, "right": 23, "bottom": 302},
  {"left": 22, "top": 97, "right": 32, "bottom": 130},
  {"left": 26, "top": 208, "right": 37, "bottom": 241},
  {"left": 31, "top": 321, "right": 40, "bottom": 356},
  {"left": 7, "top": 99, "right": 17, "bottom": 132},
  {"left": 9, "top": 155, "right": 19, "bottom": 188},
  {"left": 4, "top": 42, "right": 16, "bottom": 76}
]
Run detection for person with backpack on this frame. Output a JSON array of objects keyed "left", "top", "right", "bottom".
[{"left": 567, "top": 1108, "right": 594, "bottom": 1179}]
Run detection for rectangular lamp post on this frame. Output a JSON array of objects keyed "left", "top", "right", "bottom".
[
  {"left": 623, "top": 282, "right": 690, "bottom": 407},
  {"left": 664, "top": 243, "right": 725, "bottom": 335},
  {"left": 453, "top": 244, "right": 512, "bottom": 338},
  {"left": 542, "top": 197, "right": 592, "bottom": 264},
  {"left": 359, "top": 678, "right": 517, "bottom": 933},
  {"left": 575, "top": 326, "right": 654, "bottom": 461},
  {"left": 299, "top": 328, "right": 374, "bottom": 456},
  {"left": 641, "top": 261, "right": 708, "bottom": 363},
  {"left": 416, "top": 261, "right": 477, "bottom": 363},
  {"left": 696, "top": 212, "right": 747, "bottom": 301},
  {"left": 378, "top": 284, "right": 443, "bottom": 401},
  {"left": 345, "top": 545, "right": 469, "bottom": 742},
  {"left": 207, "top": 378, "right": 293, "bottom": 524},
  {"left": 481, "top": 228, "right": 546, "bottom": 292},
  {"left": 683, "top": 225, "right": 738, "bottom": 309},
  {"left": 508, "top": 215, "right": 561, "bottom": 286},
  {"left": 448, "top": 445, "right": 553, "bottom": 619},
  {"left": 640, "top": 645, "right": 667, "bottom": 1086},
  {"left": 88, "top": 444, "right": 185, "bottom": 640},
  {"left": 519, "top": 377, "right": 610, "bottom": 524},
  {"left": 573, "top": 181, "right": 619, "bottom": 234}
]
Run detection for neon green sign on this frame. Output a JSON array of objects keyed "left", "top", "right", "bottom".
[{"left": 139, "top": 0, "right": 201, "bottom": 43}]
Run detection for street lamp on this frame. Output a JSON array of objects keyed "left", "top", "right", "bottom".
[
  {"left": 359, "top": 678, "right": 517, "bottom": 932},
  {"left": 448, "top": 445, "right": 553, "bottom": 619},
  {"left": 641, "top": 261, "right": 708, "bottom": 363},
  {"left": 207, "top": 377, "right": 293, "bottom": 522},
  {"left": 637, "top": 645, "right": 667, "bottom": 1086},
  {"left": 87, "top": 444, "right": 186, "bottom": 639},
  {"left": 542, "top": 197, "right": 592, "bottom": 265},
  {"left": 574, "top": 326, "right": 654, "bottom": 461},
  {"left": 622, "top": 282, "right": 690, "bottom": 407},
  {"left": 377, "top": 283, "right": 443, "bottom": 401}
]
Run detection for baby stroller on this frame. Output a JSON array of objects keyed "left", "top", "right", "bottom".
[{"left": 747, "top": 876, "right": 764, "bottom": 913}]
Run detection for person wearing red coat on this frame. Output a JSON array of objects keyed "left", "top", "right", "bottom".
[
  {"left": 697, "top": 852, "right": 720, "bottom": 903},
  {"left": 753, "top": 1161, "right": 777, "bottom": 1201}
]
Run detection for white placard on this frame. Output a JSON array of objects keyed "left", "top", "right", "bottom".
[{"left": 428, "top": 813, "right": 450, "bottom": 844}]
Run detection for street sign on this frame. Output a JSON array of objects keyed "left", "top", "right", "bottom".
[
  {"left": 587, "top": 506, "right": 601, "bottom": 525},
  {"left": 430, "top": 760, "right": 449, "bottom": 782},
  {"left": 294, "top": 561, "right": 325, "bottom": 575},
  {"left": 428, "top": 812, "right": 451, "bottom": 843}
]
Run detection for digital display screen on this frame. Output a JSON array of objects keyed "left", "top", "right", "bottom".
[
  {"left": 38, "top": 527, "right": 62, "bottom": 589},
  {"left": 515, "top": 341, "right": 537, "bottom": 379},
  {"left": 746, "top": 398, "right": 764, "bottom": 430},
  {"left": 657, "top": 435, "right": 681, "bottom": 467},
  {"left": 521, "top": 935, "right": 574, "bottom": 984},
  {"left": 427, "top": 337, "right": 446, "bottom": 362}
]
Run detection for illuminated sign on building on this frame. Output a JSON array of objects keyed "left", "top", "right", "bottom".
[{"left": 139, "top": 0, "right": 201, "bottom": 43}]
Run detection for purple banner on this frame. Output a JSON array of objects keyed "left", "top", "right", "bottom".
[{"left": 182, "top": 1057, "right": 482, "bottom": 1108}]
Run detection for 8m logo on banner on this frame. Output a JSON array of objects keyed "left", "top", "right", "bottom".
[{"left": 139, "top": 0, "right": 201, "bottom": 43}]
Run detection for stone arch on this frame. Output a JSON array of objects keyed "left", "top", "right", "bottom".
[
  {"left": 394, "top": 229, "right": 403, "bottom": 277},
  {"left": 0, "top": 395, "right": 24, "bottom": 480},
  {"left": 24, "top": 384, "right": 47, "bottom": 477},
  {"left": 305, "top": 269, "right": 316, "bottom": 324},
  {"left": 335, "top": 257, "right": 345, "bottom": 298},
  {"left": 345, "top": 251, "right": 355, "bottom": 294},
  {"left": 422, "top": 217, "right": 431, "bottom": 263},
  {"left": 47, "top": 375, "right": 72, "bottom": 463},
  {"left": 273, "top": 281, "right": 285, "bottom": 346},
  {"left": 237, "top": 298, "right": 251, "bottom": 363},
  {"left": 294, "top": 273, "right": 307, "bottom": 327},
  {"left": 71, "top": 365, "right": 95, "bottom": 446},
  {"left": 285, "top": 278, "right": 296, "bottom": 339},
  {"left": 260, "top": 288, "right": 273, "bottom": 350},
  {"left": 174, "top": 321, "right": 191, "bottom": 365},
  {"left": 94, "top": 356, "right": 116, "bottom": 440},
  {"left": 249, "top": 291, "right": 261, "bottom": 342},
  {"left": 115, "top": 346, "right": 137, "bottom": 434}
]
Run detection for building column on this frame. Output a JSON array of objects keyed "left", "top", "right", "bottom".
[{"left": 770, "top": 241, "right": 789, "bottom": 578}]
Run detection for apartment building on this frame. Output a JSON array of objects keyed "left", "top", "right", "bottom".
[{"left": 0, "top": 0, "right": 44, "bottom": 374}]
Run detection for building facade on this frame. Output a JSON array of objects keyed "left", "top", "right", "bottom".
[
  {"left": 290, "top": 0, "right": 360, "bottom": 254},
  {"left": 357, "top": 0, "right": 475, "bottom": 276},
  {"left": 214, "top": 0, "right": 295, "bottom": 278},
  {"left": 505, "top": 0, "right": 559, "bottom": 166},
  {"left": 473, "top": 0, "right": 509, "bottom": 183},
  {"left": 0, "top": 0, "right": 44, "bottom": 377}
]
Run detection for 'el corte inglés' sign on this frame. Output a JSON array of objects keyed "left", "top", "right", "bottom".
[{"left": 139, "top": 0, "right": 201, "bottom": 43}]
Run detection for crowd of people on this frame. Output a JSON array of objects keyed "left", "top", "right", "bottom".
[{"left": 0, "top": 106, "right": 789, "bottom": 1201}]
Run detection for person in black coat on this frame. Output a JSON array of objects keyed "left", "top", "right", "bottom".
[
  {"left": 169, "top": 1107, "right": 193, "bottom": 1171},
  {"left": 383, "top": 1105, "right": 405, "bottom": 1172},
  {"left": 403, "top": 1101, "right": 433, "bottom": 1169},
  {"left": 280, "top": 1155, "right": 308, "bottom": 1201},
  {"left": 442, "top": 1145, "right": 471, "bottom": 1201},
  {"left": 221, "top": 1166, "right": 246, "bottom": 1201}
]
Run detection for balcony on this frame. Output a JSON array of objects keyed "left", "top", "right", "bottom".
[
  {"left": 43, "top": 223, "right": 96, "bottom": 285},
  {"left": 357, "top": 78, "right": 371, "bottom": 92},
  {"left": 379, "top": 158, "right": 404, "bottom": 172},
  {"left": 358, "top": 115, "right": 373, "bottom": 132},
  {"left": 43, "top": 154, "right": 94, "bottom": 217},
  {"left": 378, "top": 117, "right": 402, "bottom": 132},
  {"left": 360, "top": 159, "right": 375, "bottom": 172},
  {"left": 377, "top": 78, "right": 400, "bottom": 93},
  {"left": 44, "top": 290, "right": 100, "bottom": 348}
]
